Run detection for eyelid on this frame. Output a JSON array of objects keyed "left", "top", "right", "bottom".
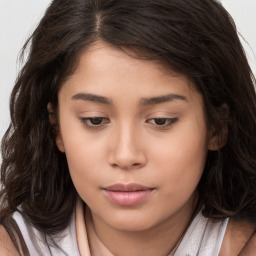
[
  {"left": 145, "top": 113, "right": 179, "bottom": 130},
  {"left": 145, "top": 110, "right": 179, "bottom": 118},
  {"left": 78, "top": 110, "right": 106, "bottom": 116},
  {"left": 79, "top": 116, "right": 110, "bottom": 129},
  {"left": 147, "top": 117, "right": 178, "bottom": 125}
]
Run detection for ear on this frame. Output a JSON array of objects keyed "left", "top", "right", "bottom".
[
  {"left": 208, "top": 104, "right": 229, "bottom": 151},
  {"left": 47, "top": 103, "right": 65, "bottom": 153}
]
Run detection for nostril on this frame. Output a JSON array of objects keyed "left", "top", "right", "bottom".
[
  {"left": 108, "top": 137, "right": 147, "bottom": 170},
  {"left": 110, "top": 161, "right": 143, "bottom": 170}
]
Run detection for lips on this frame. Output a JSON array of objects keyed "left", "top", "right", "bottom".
[{"left": 103, "top": 183, "right": 155, "bottom": 206}]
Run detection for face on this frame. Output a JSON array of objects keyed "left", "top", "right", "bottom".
[{"left": 55, "top": 41, "right": 212, "bottom": 233}]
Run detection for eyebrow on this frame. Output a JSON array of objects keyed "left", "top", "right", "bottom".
[
  {"left": 72, "top": 93, "right": 112, "bottom": 105},
  {"left": 71, "top": 92, "right": 188, "bottom": 106},
  {"left": 140, "top": 93, "right": 188, "bottom": 105}
]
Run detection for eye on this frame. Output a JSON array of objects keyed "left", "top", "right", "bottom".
[
  {"left": 147, "top": 117, "right": 178, "bottom": 128},
  {"left": 79, "top": 117, "right": 110, "bottom": 129}
]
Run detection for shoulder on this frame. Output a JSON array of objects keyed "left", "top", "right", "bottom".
[
  {"left": 0, "top": 224, "right": 19, "bottom": 256},
  {"left": 219, "top": 218, "right": 256, "bottom": 256}
]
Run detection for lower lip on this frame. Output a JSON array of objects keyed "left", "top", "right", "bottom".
[{"left": 103, "top": 189, "right": 154, "bottom": 206}]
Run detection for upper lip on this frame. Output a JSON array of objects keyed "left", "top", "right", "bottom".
[{"left": 104, "top": 183, "right": 153, "bottom": 192}]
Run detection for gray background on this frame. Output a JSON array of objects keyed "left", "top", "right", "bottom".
[{"left": 0, "top": 0, "right": 256, "bottom": 162}]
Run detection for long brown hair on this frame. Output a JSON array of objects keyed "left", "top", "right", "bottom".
[{"left": 1, "top": 0, "right": 256, "bottom": 235}]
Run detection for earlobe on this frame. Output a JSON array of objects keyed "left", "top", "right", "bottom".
[
  {"left": 47, "top": 103, "right": 65, "bottom": 153},
  {"left": 55, "top": 136, "right": 65, "bottom": 153},
  {"left": 208, "top": 127, "right": 228, "bottom": 151},
  {"left": 208, "top": 104, "right": 229, "bottom": 151}
]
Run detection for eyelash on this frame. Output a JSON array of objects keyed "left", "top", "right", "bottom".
[
  {"left": 79, "top": 117, "right": 178, "bottom": 129},
  {"left": 146, "top": 117, "right": 178, "bottom": 129},
  {"left": 79, "top": 117, "right": 110, "bottom": 129}
]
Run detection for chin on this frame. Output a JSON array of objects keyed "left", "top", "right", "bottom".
[{"left": 102, "top": 211, "right": 161, "bottom": 232}]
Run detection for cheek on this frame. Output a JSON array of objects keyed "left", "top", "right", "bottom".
[
  {"left": 60, "top": 110, "right": 107, "bottom": 165},
  {"left": 58, "top": 119, "right": 108, "bottom": 196},
  {"left": 64, "top": 143, "right": 104, "bottom": 205},
  {"left": 151, "top": 120, "right": 208, "bottom": 191},
  {"left": 64, "top": 138, "right": 105, "bottom": 181}
]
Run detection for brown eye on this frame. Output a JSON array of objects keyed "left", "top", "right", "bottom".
[
  {"left": 80, "top": 117, "right": 110, "bottom": 128},
  {"left": 154, "top": 118, "right": 168, "bottom": 126},
  {"left": 89, "top": 117, "right": 105, "bottom": 125},
  {"left": 147, "top": 117, "right": 178, "bottom": 128}
]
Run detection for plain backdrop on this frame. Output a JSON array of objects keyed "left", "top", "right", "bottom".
[{"left": 0, "top": 0, "right": 256, "bottom": 163}]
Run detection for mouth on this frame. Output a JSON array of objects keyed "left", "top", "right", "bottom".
[{"left": 102, "top": 183, "right": 155, "bottom": 206}]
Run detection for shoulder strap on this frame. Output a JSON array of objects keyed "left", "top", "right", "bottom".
[{"left": 2, "top": 216, "right": 30, "bottom": 256}]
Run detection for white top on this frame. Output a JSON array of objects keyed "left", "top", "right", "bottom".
[
  {"left": 174, "top": 209, "right": 228, "bottom": 256},
  {"left": 11, "top": 204, "right": 228, "bottom": 256},
  {"left": 12, "top": 210, "right": 80, "bottom": 256}
]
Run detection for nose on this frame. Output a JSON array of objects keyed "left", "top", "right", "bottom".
[{"left": 108, "top": 124, "right": 147, "bottom": 170}]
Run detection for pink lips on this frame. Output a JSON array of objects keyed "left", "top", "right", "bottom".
[{"left": 103, "top": 183, "right": 154, "bottom": 206}]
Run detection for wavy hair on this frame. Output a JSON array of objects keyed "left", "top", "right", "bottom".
[{"left": 1, "top": 0, "right": 256, "bottom": 234}]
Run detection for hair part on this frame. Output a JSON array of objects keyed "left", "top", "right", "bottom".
[{"left": 1, "top": 0, "right": 256, "bottom": 234}]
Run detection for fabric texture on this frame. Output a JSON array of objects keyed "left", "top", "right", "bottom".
[
  {"left": 11, "top": 209, "right": 80, "bottom": 256},
  {"left": 6, "top": 201, "right": 228, "bottom": 256},
  {"left": 174, "top": 209, "right": 228, "bottom": 255}
]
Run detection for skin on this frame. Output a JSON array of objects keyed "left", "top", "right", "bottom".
[
  {"left": 220, "top": 219, "right": 256, "bottom": 255},
  {"left": 0, "top": 39, "right": 255, "bottom": 255},
  {"left": 238, "top": 229, "right": 256, "bottom": 256},
  {"left": 0, "top": 226, "right": 19, "bottom": 256},
  {"left": 52, "top": 40, "right": 252, "bottom": 255},
  {"left": 0, "top": 223, "right": 255, "bottom": 255}
]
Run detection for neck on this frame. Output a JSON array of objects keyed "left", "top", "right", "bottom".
[{"left": 86, "top": 196, "right": 198, "bottom": 256}]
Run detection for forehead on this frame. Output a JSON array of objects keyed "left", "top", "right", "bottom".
[{"left": 60, "top": 41, "right": 200, "bottom": 103}]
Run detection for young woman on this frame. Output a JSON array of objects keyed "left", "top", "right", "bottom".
[{"left": 1, "top": 0, "right": 256, "bottom": 255}]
